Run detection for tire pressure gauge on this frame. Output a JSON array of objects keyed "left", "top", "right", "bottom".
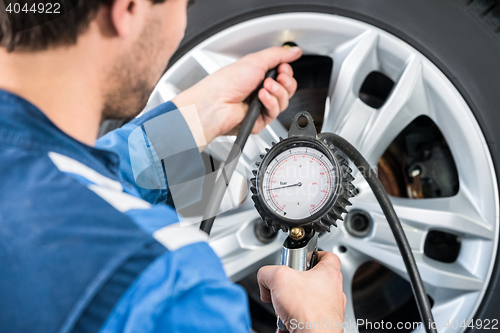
[
  {"left": 250, "top": 112, "right": 435, "bottom": 333},
  {"left": 251, "top": 111, "right": 355, "bottom": 233}
]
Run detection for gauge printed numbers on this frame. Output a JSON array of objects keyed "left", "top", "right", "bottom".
[
  {"left": 5, "top": 2, "right": 61, "bottom": 14},
  {"left": 261, "top": 147, "right": 336, "bottom": 220}
]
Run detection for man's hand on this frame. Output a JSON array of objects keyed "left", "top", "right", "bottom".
[
  {"left": 172, "top": 46, "right": 302, "bottom": 147},
  {"left": 257, "top": 252, "right": 347, "bottom": 333}
]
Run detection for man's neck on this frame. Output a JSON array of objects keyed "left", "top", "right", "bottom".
[{"left": 0, "top": 42, "right": 105, "bottom": 146}]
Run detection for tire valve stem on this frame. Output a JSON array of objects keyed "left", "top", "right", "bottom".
[
  {"left": 282, "top": 41, "right": 298, "bottom": 49},
  {"left": 290, "top": 227, "right": 305, "bottom": 240}
]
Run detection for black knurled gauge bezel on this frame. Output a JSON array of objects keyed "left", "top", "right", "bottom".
[
  {"left": 251, "top": 111, "right": 354, "bottom": 233},
  {"left": 256, "top": 137, "right": 340, "bottom": 226}
]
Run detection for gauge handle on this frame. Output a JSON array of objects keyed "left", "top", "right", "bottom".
[
  {"left": 277, "top": 231, "right": 318, "bottom": 332},
  {"left": 200, "top": 68, "right": 278, "bottom": 235}
]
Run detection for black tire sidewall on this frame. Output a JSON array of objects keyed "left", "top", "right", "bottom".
[{"left": 174, "top": 0, "right": 500, "bottom": 330}]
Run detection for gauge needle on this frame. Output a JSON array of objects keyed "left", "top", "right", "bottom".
[{"left": 269, "top": 182, "right": 302, "bottom": 191}]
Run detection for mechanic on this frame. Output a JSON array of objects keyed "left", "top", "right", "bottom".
[{"left": 0, "top": 0, "right": 346, "bottom": 332}]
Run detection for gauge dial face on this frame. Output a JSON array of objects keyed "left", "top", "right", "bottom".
[{"left": 260, "top": 146, "right": 337, "bottom": 221}]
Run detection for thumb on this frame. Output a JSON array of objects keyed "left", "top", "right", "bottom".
[
  {"left": 247, "top": 46, "right": 302, "bottom": 72},
  {"left": 257, "top": 265, "right": 281, "bottom": 303}
]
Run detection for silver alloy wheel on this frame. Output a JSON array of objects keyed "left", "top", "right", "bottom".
[{"left": 144, "top": 13, "right": 499, "bottom": 333}]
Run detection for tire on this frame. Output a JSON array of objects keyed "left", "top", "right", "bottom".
[{"left": 170, "top": 1, "right": 500, "bottom": 331}]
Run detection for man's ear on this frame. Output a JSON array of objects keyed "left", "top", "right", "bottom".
[{"left": 109, "top": 0, "right": 138, "bottom": 38}]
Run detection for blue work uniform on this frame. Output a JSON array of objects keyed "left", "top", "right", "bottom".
[{"left": 0, "top": 89, "right": 251, "bottom": 333}]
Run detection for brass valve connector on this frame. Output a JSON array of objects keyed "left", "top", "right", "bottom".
[{"left": 289, "top": 226, "right": 306, "bottom": 240}]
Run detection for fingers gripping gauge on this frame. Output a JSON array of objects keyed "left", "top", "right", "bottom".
[{"left": 251, "top": 112, "right": 355, "bottom": 233}]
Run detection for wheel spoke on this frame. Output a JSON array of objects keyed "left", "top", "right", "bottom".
[
  {"left": 340, "top": 250, "right": 366, "bottom": 333},
  {"left": 355, "top": 189, "right": 494, "bottom": 241},
  {"left": 191, "top": 49, "right": 238, "bottom": 75},
  {"left": 393, "top": 195, "right": 493, "bottom": 240},
  {"left": 209, "top": 119, "right": 287, "bottom": 168},
  {"left": 344, "top": 236, "right": 484, "bottom": 292},
  {"left": 156, "top": 82, "right": 180, "bottom": 104},
  {"left": 323, "top": 30, "right": 380, "bottom": 138},
  {"left": 345, "top": 189, "right": 490, "bottom": 295},
  {"left": 195, "top": 119, "right": 287, "bottom": 226},
  {"left": 241, "top": 119, "right": 288, "bottom": 172},
  {"left": 414, "top": 252, "right": 485, "bottom": 297},
  {"left": 324, "top": 32, "right": 429, "bottom": 166},
  {"left": 258, "top": 119, "right": 288, "bottom": 146},
  {"left": 319, "top": 231, "right": 369, "bottom": 332},
  {"left": 210, "top": 209, "right": 284, "bottom": 281},
  {"left": 358, "top": 55, "right": 428, "bottom": 165}
]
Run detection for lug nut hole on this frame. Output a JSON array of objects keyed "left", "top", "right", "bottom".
[
  {"left": 345, "top": 210, "right": 373, "bottom": 238},
  {"left": 253, "top": 218, "right": 278, "bottom": 244}
]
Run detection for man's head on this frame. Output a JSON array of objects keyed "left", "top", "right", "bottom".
[{"left": 0, "top": 0, "right": 192, "bottom": 120}]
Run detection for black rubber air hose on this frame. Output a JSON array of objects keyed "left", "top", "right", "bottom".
[
  {"left": 200, "top": 68, "right": 278, "bottom": 235},
  {"left": 318, "top": 132, "right": 437, "bottom": 333}
]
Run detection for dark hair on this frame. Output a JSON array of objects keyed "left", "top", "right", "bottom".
[{"left": 0, "top": 0, "right": 165, "bottom": 52}]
